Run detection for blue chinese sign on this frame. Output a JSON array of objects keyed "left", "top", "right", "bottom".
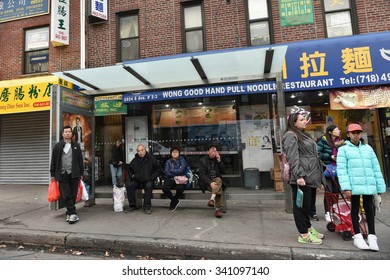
[
  {"left": 282, "top": 31, "right": 390, "bottom": 92},
  {"left": 0, "top": 0, "right": 50, "bottom": 23},
  {"left": 122, "top": 32, "right": 390, "bottom": 104}
]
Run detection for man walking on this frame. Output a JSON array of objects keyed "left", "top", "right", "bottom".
[{"left": 50, "top": 125, "right": 84, "bottom": 224}]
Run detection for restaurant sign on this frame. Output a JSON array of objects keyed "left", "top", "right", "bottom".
[{"left": 0, "top": 76, "right": 72, "bottom": 115}]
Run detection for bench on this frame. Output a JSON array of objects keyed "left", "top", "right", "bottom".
[{"left": 95, "top": 185, "right": 228, "bottom": 213}]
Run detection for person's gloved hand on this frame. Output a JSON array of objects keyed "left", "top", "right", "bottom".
[{"left": 373, "top": 194, "right": 382, "bottom": 213}]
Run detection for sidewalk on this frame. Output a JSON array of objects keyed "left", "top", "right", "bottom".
[{"left": 0, "top": 184, "right": 389, "bottom": 259}]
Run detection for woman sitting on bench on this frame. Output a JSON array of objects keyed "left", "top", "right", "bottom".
[{"left": 162, "top": 147, "right": 189, "bottom": 211}]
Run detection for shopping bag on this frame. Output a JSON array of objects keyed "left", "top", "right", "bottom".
[
  {"left": 296, "top": 187, "right": 304, "bottom": 208},
  {"left": 48, "top": 180, "right": 61, "bottom": 202},
  {"left": 279, "top": 153, "right": 290, "bottom": 181},
  {"left": 81, "top": 180, "right": 89, "bottom": 201},
  {"left": 323, "top": 163, "right": 337, "bottom": 178},
  {"left": 113, "top": 186, "right": 126, "bottom": 212}
]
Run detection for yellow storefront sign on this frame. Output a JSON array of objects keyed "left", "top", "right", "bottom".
[{"left": 0, "top": 76, "right": 72, "bottom": 114}]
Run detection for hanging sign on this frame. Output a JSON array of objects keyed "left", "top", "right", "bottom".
[{"left": 50, "top": 0, "right": 70, "bottom": 47}]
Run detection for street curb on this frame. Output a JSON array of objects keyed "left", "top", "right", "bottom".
[{"left": 1, "top": 228, "right": 389, "bottom": 260}]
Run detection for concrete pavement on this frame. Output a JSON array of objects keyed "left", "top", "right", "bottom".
[{"left": 0, "top": 184, "right": 389, "bottom": 259}]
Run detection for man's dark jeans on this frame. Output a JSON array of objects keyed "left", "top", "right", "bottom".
[
  {"left": 126, "top": 180, "right": 153, "bottom": 209},
  {"left": 59, "top": 172, "right": 79, "bottom": 215}
]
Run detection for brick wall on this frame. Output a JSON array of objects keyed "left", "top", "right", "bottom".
[{"left": 1, "top": 0, "right": 389, "bottom": 80}]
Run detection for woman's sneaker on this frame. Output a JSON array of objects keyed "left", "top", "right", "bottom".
[
  {"left": 309, "top": 228, "right": 324, "bottom": 239},
  {"left": 367, "top": 234, "right": 379, "bottom": 251},
  {"left": 353, "top": 233, "right": 370, "bottom": 250},
  {"left": 298, "top": 234, "right": 322, "bottom": 245}
]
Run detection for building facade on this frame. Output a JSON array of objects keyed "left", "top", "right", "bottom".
[{"left": 1, "top": 1, "right": 389, "bottom": 188}]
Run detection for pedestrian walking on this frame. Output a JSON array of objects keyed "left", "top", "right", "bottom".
[{"left": 50, "top": 125, "right": 84, "bottom": 224}]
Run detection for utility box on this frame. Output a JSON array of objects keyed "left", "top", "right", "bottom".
[{"left": 244, "top": 168, "right": 260, "bottom": 189}]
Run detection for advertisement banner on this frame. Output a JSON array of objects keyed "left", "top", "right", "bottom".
[
  {"left": 329, "top": 86, "right": 390, "bottom": 110},
  {"left": 279, "top": 0, "right": 314, "bottom": 26}
]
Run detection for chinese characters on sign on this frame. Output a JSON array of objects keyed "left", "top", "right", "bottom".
[
  {"left": 95, "top": 95, "right": 127, "bottom": 116},
  {"left": 279, "top": 0, "right": 314, "bottom": 26},
  {"left": 50, "top": 0, "right": 69, "bottom": 47},
  {"left": 0, "top": 0, "right": 49, "bottom": 23},
  {"left": 0, "top": 82, "right": 52, "bottom": 114},
  {"left": 90, "top": 0, "right": 107, "bottom": 20}
]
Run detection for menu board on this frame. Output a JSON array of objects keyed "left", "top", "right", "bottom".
[{"left": 153, "top": 105, "right": 236, "bottom": 128}]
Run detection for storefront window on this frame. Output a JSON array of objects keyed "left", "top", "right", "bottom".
[{"left": 151, "top": 99, "right": 240, "bottom": 174}]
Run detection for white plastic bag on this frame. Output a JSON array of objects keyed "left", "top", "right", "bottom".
[
  {"left": 81, "top": 180, "right": 89, "bottom": 201},
  {"left": 373, "top": 194, "right": 382, "bottom": 213},
  {"left": 113, "top": 186, "right": 125, "bottom": 212}
]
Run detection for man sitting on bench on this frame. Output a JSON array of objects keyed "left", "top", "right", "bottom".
[
  {"left": 197, "top": 144, "right": 226, "bottom": 218},
  {"left": 125, "top": 144, "right": 162, "bottom": 214}
]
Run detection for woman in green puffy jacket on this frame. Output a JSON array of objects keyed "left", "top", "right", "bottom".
[{"left": 337, "top": 124, "right": 386, "bottom": 251}]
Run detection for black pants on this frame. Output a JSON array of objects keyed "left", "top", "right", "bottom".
[
  {"left": 351, "top": 195, "right": 375, "bottom": 235},
  {"left": 126, "top": 180, "right": 153, "bottom": 209},
  {"left": 291, "top": 184, "right": 315, "bottom": 234},
  {"left": 59, "top": 172, "right": 79, "bottom": 215},
  {"left": 162, "top": 178, "right": 185, "bottom": 202}
]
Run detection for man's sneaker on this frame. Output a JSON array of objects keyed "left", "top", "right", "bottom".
[
  {"left": 68, "top": 214, "right": 79, "bottom": 224},
  {"left": 298, "top": 234, "right": 322, "bottom": 245},
  {"left": 66, "top": 215, "right": 70, "bottom": 222},
  {"left": 127, "top": 205, "right": 140, "bottom": 212},
  {"left": 367, "top": 234, "right": 379, "bottom": 251},
  {"left": 144, "top": 208, "right": 152, "bottom": 214},
  {"left": 309, "top": 228, "right": 324, "bottom": 239},
  {"left": 353, "top": 233, "right": 370, "bottom": 250},
  {"left": 215, "top": 209, "right": 222, "bottom": 218},
  {"left": 171, "top": 200, "right": 180, "bottom": 211},
  {"left": 207, "top": 199, "right": 215, "bottom": 207},
  {"left": 325, "top": 212, "right": 331, "bottom": 222},
  {"left": 310, "top": 214, "right": 319, "bottom": 221}
]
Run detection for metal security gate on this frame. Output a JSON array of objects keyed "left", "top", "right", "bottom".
[{"left": 0, "top": 111, "right": 50, "bottom": 184}]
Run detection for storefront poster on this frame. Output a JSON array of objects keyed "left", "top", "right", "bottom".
[
  {"left": 329, "top": 86, "right": 390, "bottom": 110},
  {"left": 279, "top": 0, "right": 314, "bottom": 26},
  {"left": 61, "top": 112, "right": 93, "bottom": 195},
  {"left": 239, "top": 105, "right": 273, "bottom": 171},
  {"left": 125, "top": 116, "right": 148, "bottom": 163}
]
